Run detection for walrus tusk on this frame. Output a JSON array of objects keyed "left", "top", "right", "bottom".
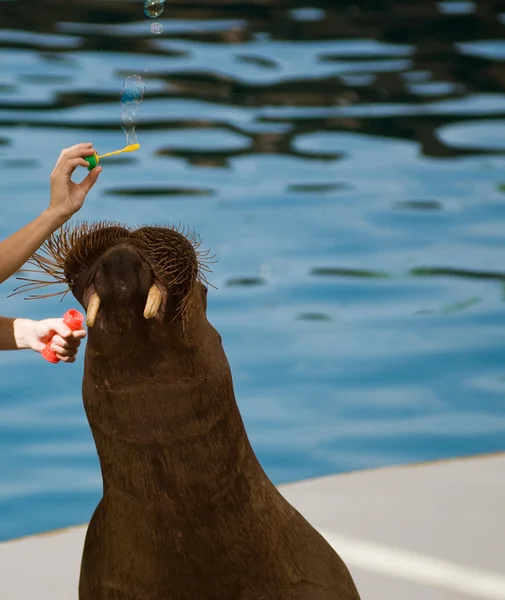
[
  {"left": 86, "top": 292, "right": 101, "bottom": 327},
  {"left": 144, "top": 284, "right": 163, "bottom": 319}
]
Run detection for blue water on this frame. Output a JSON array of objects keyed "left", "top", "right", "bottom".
[{"left": 1, "top": 1, "right": 505, "bottom": 542}]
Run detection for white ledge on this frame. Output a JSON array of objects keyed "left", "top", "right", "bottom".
[{"left": 1, "top": 453, "right": 504, "bottom": 600}]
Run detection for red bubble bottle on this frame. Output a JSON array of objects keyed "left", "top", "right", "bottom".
[{"left": 41, "top": 309, "right": 84, "bottom": 364}]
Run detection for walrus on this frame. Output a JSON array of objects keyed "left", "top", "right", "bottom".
[{"left": 18, "top": 221, "right": 361, "bottom": 600}]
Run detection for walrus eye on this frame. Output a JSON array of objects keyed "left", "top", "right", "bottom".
[{"left": 143, "top": 284, "right": 163, "bottom": 319}]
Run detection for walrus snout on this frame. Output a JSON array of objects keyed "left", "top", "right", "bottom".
[
  {"left": 13, "top": 221, "right": 212, "bottom": 331},
  {"left": 86, "top": 244, "right": 159, "bottom": 327}
]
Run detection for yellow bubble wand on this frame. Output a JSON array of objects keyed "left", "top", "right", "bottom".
[{"left": 85, "top": 143, "right": 140, "bottom": 171}]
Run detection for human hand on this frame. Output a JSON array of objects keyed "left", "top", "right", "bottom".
[
  {"left": 48, "top": 142, "right": 103, "bottom": 223},
  {"left": 13, "top": 318, "right": 86, "bottom": 363}
]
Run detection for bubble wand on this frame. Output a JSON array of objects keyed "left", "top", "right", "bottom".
[
  {"left": 85, "top": 143, "right": 140, "bottom": 170},
  {"left": 86, "top": 74, "right": 145, "bottom": 171}
]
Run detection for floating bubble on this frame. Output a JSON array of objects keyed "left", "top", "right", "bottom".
[
  {"left": 120, "top": 74, "right": 145, "bottom": 107},
  {"left": 122, "top": 107, "right": 139, "bottom": 145},
  {"left": 150, "top": 22, "right": 164, "bottom": 35},
  {"left": 120, "top": 75, "right": 145, "bottom": 145},
  {"left": 144, "top": 0, "right": 165, "bottom": 19},
  {"left": 121, "top": 112, "right": 136, "bottom": 127}
]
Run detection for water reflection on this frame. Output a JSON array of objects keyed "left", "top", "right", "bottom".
[
  {"left": 0, "top": 0, "right": 505, "bottom": 541},
  {"left": 0, "top": 0, "right": 503, "bottom": 163},
  {"left": 104, "top": 186, "right": 215, "bottom": 197}
]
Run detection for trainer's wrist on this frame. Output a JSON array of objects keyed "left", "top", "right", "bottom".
[
  {"left": 12, "top": 318, "right": 33, "bottom": 350},
  {"left": 43, "top": 206, "right": 72, "bottom": 229}
]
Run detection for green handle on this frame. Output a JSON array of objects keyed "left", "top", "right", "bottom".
[{"left": 85, "top": 153, "right": 99, "bottom": 171}]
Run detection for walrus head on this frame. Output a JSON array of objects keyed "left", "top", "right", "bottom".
[
  {"left": 16, "top": 222, "right": 247, "bottom": 497},
  {"left": 13, "top": 222, "right": 216, "bottom": 374}
]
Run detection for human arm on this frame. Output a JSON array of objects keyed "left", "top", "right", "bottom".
[
  {"left": 0, "top": 210, "right": 69, "bottom": 285},
  {"left": 0, "top": 143, "right": 102, "bottom": 284},
  {"left": 0, "top": 316, "right": 86, "bottom": 363}
]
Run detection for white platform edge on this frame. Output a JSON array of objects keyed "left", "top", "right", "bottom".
[{"left": 1, "top": 453, "right": 504, "bottom": 600}]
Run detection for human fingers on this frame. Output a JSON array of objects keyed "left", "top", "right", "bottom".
[
  {"left": 51, "top": 144, "right": 96, "bottom": 175},
  {"left": 56, "top": 157, "right": 97, "bottom": 180},
  {"left": 34, "top": 318, "right": 69, "bottom": 342},
  {"left": 60, "top": 157, "right": 91, "bottom": 177},
  {"left": 51, "top": 327, "right": 86, "bottom": 343},
  {"left": 51, "top": 342, "right": 80, "bottom": 358},
  {"left": 57, "top": 353, "right": 78, "bottom": 363},
  {"left": 78, "top": 166, "right": 103, "bottom": 194},
  {"left": 68, "top": 329, "right": 87, "bottom": 340},
  {"left": 50, "top": 334, "right": 82, "bottom": 349},
  {"left": 57, "top": 143, "right": 95, "bottom": 162},
  {"left": 36, "top": 319, "right": 86, "bottom": 342}
]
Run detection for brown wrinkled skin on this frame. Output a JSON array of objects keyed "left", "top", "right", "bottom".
[{"left": 66, "top": 226, "right": 361, "bottom": 600}]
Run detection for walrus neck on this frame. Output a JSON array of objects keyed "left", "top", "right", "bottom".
[{"left": 83, "top": 354, "right": 259, "bottom": 510}]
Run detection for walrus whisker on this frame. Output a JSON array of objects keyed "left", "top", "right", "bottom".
[
  {"left": 10, "top": 221, "right": 218, "bottom": 327},
  {"left": 86, "top": 292, "right": 101, "bottom": 327},
  {"left": 13, "top": 277, "right": 58, "bottom": 286},
  {"left": 7, "top": 271, "right": 67, "bottom": 298},
  {"left": 8, "top": 280, "right": 62, "bottom": 296},
  {"left": 23, "top": 289, "right": 70, "bottom": 301},
  {"left": 199, "top": 262, "right": 215, "bottom": 272},
  {"left": 16, "top": 268, "right": 53, "bottom": 274},
  {"left": 8, "top": 285, "right": 54, "bottom": 297},
  {"left": 31, "top": 290, "right": 69, "bottom": 300},
  {"left": 143, "top": 284, "right": 163, "bottom": 319}
]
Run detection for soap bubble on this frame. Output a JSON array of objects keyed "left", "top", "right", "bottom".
[
  {"left": 144, "top": 0, "right": 165, "bottom": 19},
  {"left": 120, "top": 75, "right": 145, "bottom": 145},
  {"left": 121, "top": 112, "right": 135, "bottom": 127},
  {"left": 150, "top": 22, "right": 164, "bottom": 35},
  {"left": 120, "top": 74, "right": 145, "bottom": 107},
  {"left": 122, "top": 106, "right": 139, "bottom": 145}
]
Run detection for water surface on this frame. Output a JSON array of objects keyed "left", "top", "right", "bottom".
[{"left": 0, "top": 0, "right": 505, "bottom": 541}]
